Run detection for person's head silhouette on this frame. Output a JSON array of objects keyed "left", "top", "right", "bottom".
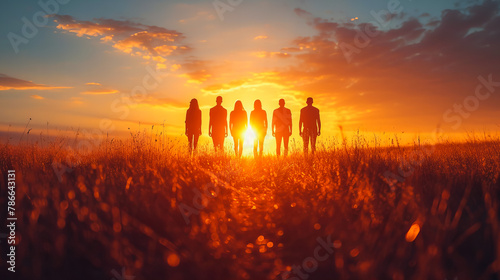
[
  {"left": 234, "top": 100, "right": 244, "bottom": 111},
  {"left": 190, "top": 98, "right": 199, "bottom": 110},
  {"left": 279, "top": 99, "right": 285, "bottom": 108},
  {"left": 216, "top": 96, "right": 223, "bottom": 105},
  {"left": 306, "top": 97, "right": 313, "bottom": 106},
  {"left": 254, "top": 99, "right": 262, "bottom": 110}
]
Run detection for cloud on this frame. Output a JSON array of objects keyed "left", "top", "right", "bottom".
[
  {"left": 178, "top": 59, "right": 213, "bottom": 83},
  {"left": 200, "top": 1, "right": 500, "bottom": 130},
  {"left": 285, "top": 1, "right": 500, "bottom": 127},
  {"left": 30, "top": 95, "right": 44, "bottom": 100},
  {"left": 81, "top": 82, "right": 119, "bottom": 95},
  {"left": 294, "top": 8, "right": 312, "bottom": 18},
  {"left": 52, "top": 15, "right": 190, "bottom": 61},
  {"left": 121, "top": 94, "right": 187, "bottom": 111},
  {"left": 81, "top": 89, "right": 119, "bottom": 95},
  {"left": 0, "top": 74, "right": 70, "bottom": 91},
  {"left": 51, "top": 15, "right": 207, "bottom": 85},
  {"left": 178, "top": 11, "right": 216, "bottom": 23},
  {"left": 254, "top": 35, "right": 268, "bottom": 40},
  {"left": 71, "top": 97, "right": 84, "bottom": 105},
  {"left": 252, "top": 51, "right": 290, "bottom": 58}
]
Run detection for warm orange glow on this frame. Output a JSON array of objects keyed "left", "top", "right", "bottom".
[
  {"left": 30, "top": 95, "right": 45, "bottom": 100},
  {"left": 166, "top": 253, "right": 180, "bottom": 267},
  {"left": 244, "top": 128, "right": 255, "bottom": 150},
  {"left": 405, "top": 223, "right": 421, "bottom": 242},
  {"left": 81, "top": 89, "right": 119, "bottom": 95}
]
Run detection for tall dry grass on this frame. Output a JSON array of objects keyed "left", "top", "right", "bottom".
[{"left": 0, "top": 132, "right": 499, "bottom": 280}]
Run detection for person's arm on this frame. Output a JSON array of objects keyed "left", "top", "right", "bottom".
[
  {"left": 317, "top": 110, "right": 321, "bottom": 136},
  {"left": 288, "top": 110, "right": 292, "bottom": 136},
  {"left": 208, "top": 110, "right": 212, "bottom": 137},
  {"left": 271, "top": 111, "right": 276, "bottom": 137},
  {"left": 249, "top": 111, "right": 253, "bottom": 130},
  {"left": 198, "top": 110, "right": 202, "bottom": 136},
  {"left": 298, "top": 110, "right": 303, "bottom": 137},
  {"left": 184, "top": 110, "right": 189, "bottom": 136},
  {"left": 245, "top": 111, "right": 248, "bottom": 130},
  {"left": 228, "top": 111, "right": 232, "bottom": 137},
  {"left": 264, "top": 111, "right": 268, "bottom": 132}
]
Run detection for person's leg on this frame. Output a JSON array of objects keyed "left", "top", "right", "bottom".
[
  {"left": 283, "top": 134, "right": 289, "bottom": 156},
  {"left": 303, "top": 132, "right": 309, "bottom": 155},
  {"left": 219, "top": 134, "right": 224, "bottom": 152},
  {"left": 212, "top": 136, "right": 218, "bottom": 151},
  {"left": 254, "top": 138, "right": 258, "bottom": 157},
  {"left": 239, "top": 138, "right": 244, "bottom": 157},
  {"left": 188, "top": 133, "right": 193, "bottom": 154},
  {"left": 311, "top": 133, "right": 317, "bottom": 154},
  {"left": 276, "top": 134, "right": 282, "bottom": 157},
  {"left": 259, "top": 136, "right": 264, "bottom": 156},
  {"left": 214, "top": 134, "right": 223, "bottom": 152},
  {"left": 193, "top": 134, "right": 199, "bottom": 153},
  {"left": 233, "top": 137, "right": 238, "bottom": 156}
]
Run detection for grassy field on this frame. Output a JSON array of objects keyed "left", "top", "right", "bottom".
[{"left": 0, "top": 133, "right": 499, "bottom": 280}]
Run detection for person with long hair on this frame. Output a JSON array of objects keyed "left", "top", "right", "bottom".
[
  {"left": 229, "top": 100, "right": 248, "bottom": 157},
  {"left": 250, "top": 99, "right": 267, "bottom": 157},
  {"left": 185, "top": 98, "right": 202, "bottom": 155}
]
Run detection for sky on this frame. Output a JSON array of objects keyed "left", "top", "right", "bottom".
[{"left": 1, "top": 0, "right": 499, "bottom": 145}]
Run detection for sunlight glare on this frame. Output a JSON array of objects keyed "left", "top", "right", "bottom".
[{"left": 242, "top": 127, "right": 256, "bottom": 156}]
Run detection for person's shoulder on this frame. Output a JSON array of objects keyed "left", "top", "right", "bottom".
[{"left": 313, "top": 106, "right": 319, "bottom": 112}]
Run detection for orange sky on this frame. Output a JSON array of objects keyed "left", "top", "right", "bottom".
[{"left": 1, "top": 0, "right": 499, "bottom": 146}]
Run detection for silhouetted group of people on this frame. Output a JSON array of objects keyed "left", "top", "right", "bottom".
[{"left": 185, "top": 96, "right": 321, "bottom": 157}]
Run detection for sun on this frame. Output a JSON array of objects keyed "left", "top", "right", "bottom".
[
  {"left": 244, "top": 127, "right": 256, "bottom": 145},
  {"left": 243, "top": 127, "right": 256, "bottom": 155}
]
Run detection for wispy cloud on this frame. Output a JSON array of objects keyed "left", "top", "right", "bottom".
[
  {"left": 254, "top": 35, "right": 268, "bottom": 40},
  {"left": 0, "top": 74, "right": 71, "bottom": 91},
  {"left": 81, "top": 89, "right": 119, "bottom": 95},
  {"left": 30, "top": 95, "right": 45, "bottom": 100},
  {"left": 178, "top": 59, "right": 213, "bottom": 83},
  {"left": 81, "top": 82, "right": 119, "bottom": 95}
]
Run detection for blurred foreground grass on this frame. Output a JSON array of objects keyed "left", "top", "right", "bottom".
[{"left": 0, "top": 134, "right": 499, "bottom": 280}]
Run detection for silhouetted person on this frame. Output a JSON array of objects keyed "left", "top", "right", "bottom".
[
  {"left": 299, "top": 97, "right": 321, "bottom": 155},
  {"left": 230, "top": 100, "right": 248, "bottom": 157},
  {"left": 185, "top": 98, "right": 202, "bottom": 155},
  {"left": 272, "top": 99, "right": 292, "bottom": 157},
  {"left": 209, "top": 96, "right": 228, "bottom": 152},
  {"left": 250, "top": 99, "right": 268, "bottom": 157}
]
